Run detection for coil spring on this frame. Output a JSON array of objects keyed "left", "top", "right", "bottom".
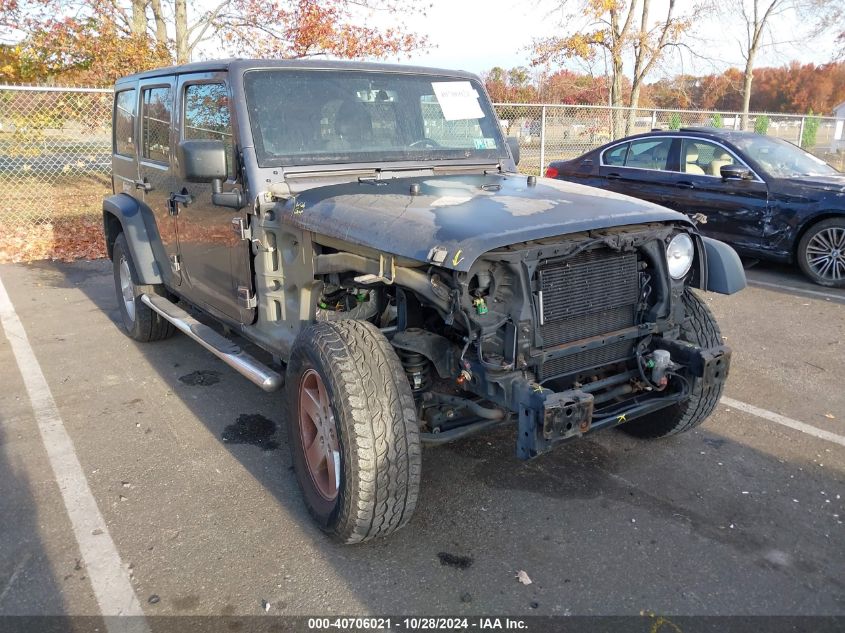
[{"left": 397, "top": 349, "right": 432, "bottom": 392}]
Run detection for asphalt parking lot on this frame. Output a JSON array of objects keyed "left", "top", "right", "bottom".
[{"left": 0, "top": 258, "right": 843, "bottom": 625}]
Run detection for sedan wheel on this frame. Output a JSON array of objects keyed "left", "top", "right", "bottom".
[{"left": 798, "top": 219, "right": 845, "bottom": 288}]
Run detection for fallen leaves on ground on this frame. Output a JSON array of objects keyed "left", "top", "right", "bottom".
[{"left": 0, "top": 217, "right": 106, "bottom": 263}]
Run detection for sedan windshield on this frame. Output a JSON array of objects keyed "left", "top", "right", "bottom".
[
  {"left": 243, "top": 69, "right": 506, "bottom": 167},
  {"left": 731, "top": 135, "right": 840, "bottom": 178}
]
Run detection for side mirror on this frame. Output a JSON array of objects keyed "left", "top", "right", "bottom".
[
  {"left": 178, "top": 139, "right": 242, "bottom": 209},
  {"left": 506, "top": 136, "right": 520, "bottom": 166},
  {"left": 720, "top": 164, "right": 752, "bottom": 181},
  {"left": 178, "top": 139, "right": 227, "bottom": 182}
]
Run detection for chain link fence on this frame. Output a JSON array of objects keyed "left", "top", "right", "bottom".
[
  {"left": 1, "top": 84, "right": 843, "bottom": 225},
  {"left": 0, "top": 86, "right": 113, "bottom": 225},
  {"left": 497, "top": 103, "right": 845, "bottom": 177}
]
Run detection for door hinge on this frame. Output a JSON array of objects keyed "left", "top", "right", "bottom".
[
  {"left": 232, "top": 216, "right": 252, "bottom": 240},
  {"left": 237, "top": 286, "right": 257, "bottom": 309},
  {"left": 168, "top": 191, "right": 193, "bottom": 216},
  {"left": 170, "top": 254, "right": 182, "bottom": 272}
]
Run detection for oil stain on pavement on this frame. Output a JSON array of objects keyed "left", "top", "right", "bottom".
[
  {"left": 178, "top": 370, "right": 222, "bottom": 386},
  {"left": 437, "top": 552, "right": 474, "bottom": 569},
  {"left": 222, "top": 414, "right": 279, "bottom": 451}
]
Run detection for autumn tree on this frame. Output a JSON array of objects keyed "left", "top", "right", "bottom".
[
  {"left": 645, "top": 74, "right": 698, "bottom": 109},
  {"left": 536, "top": 69, "right": 609, "bottom": 105},
  {"left": 0, "top": 0, "right": 428, "bottom": 85},
  {"left": 483, "top": 66, "right": 539, "bottom": 135},
  {"left": 532, "top": 0, "right": 699, "bottom": 136},
  {"left": 722, "top": 0, "right": 840, "bottom": 128},
  {"left": 761, "top": 62, "right": 845, "bottom": 113}
]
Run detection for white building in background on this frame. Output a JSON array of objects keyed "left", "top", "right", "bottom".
[{"left": 833, "top": 100, "right": 845, "bottom": 152}]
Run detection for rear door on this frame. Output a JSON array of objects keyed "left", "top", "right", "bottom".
[
  {"left": 173, "top": 72, "right": 254, "bottom": 324},
  {"left": 137, "top": 77, "right": 181, "bottom": 284},
  {"left": 661, "top": 138, "right": 769, "bottom": 251},
  {"left": 597, "top": 137, "right": 678, "bottom": 205}
]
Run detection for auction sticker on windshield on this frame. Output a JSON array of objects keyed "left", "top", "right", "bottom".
[{"left": 432, "top": 81, "right": 484, "bottom": 121}]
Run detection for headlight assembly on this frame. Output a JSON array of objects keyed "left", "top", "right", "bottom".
[{"left": 666, "top": 233, "right": 694, "bottom": 279}]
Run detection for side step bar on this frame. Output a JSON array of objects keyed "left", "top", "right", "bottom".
[{"left": 140, "top": 294, "right": 283, "bottom": 392}]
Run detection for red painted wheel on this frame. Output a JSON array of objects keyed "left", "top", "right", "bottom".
[
  {"left": 297, "top": 368, "right": 340, "bottom": 501},
  {"left": 286, "top": 320, "right": 421, "bottom": 543}
]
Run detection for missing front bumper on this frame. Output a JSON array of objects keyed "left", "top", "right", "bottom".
[{"left": 514, "top": 341, "right": 731, "bottom": 460}]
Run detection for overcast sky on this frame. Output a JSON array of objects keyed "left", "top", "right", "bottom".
[{"left": 368, "top": 0, "right": 840, "bottom": 78}]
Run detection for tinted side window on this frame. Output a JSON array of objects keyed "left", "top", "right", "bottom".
[
  {"left": 184, "top": 83, "right": 233, "bottom": 176},
  {"left": 602, "top": 143, "right": 628, "bottom": 166},
  {"left": 141, "top": 87, "right": 172, "bottom": 163},
  {"left": 625, "top": 138, "right": 672, "bottom": 170},
  {"left": 114, "top": 89, "right": 136, "bottom": 157}
]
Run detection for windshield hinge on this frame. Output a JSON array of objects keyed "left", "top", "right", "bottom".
[
  {"left": 237, "top": 286, "right": 257, "bottom": 309},
  {"left": 232, "top": 217, "right": 252, "bottom": 240}
]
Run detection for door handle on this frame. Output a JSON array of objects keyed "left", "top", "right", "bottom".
[
  {"left": 134, "top": 178, "right": 152, "bottom": 191},
  {"left": 676, "top": 181, "right": 695, "bottom": 189},
  {"left": 606, "top": 173, "right": 621, "bottom": 180}
]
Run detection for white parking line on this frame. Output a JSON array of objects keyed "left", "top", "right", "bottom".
[
  {"left": 0, "top": 273, "right": 149, "bottom": 632},
  {"left": 722, "top": 396, "right": 845, "bottom": 448},
  {"left": 747, "top": 278, "right": 845, "bottom": 302}
]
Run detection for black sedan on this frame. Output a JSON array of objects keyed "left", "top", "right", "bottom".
[{"left": 545, "top": 128, "right": 845, "bottom": 287}]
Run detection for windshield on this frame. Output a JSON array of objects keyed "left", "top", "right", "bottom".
[
  {"left": 243, "top": 69, "right": 506, "bottom": 168},
  {"left": 731, "top": 135, "right": 839, "bottom": 178}
]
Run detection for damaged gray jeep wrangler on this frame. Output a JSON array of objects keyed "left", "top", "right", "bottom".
[{"left": 104, "top": 59, "right": 745, "bottom": 543}]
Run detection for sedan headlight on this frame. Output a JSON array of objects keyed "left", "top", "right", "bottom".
[{"left": 666, "top": 233, "right": 694, "bottom": 279}]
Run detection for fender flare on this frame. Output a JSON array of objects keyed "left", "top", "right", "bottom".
[
  {"left": 102, "top": 193, "right": 164, "bottom": 285},
  {"left": 697, "top": 236, "right": 746, "bottom": 295}
]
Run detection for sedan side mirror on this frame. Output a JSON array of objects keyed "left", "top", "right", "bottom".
[
  {"left": 506, "top": 136, "right": 520, "bottom": 167},
  {"left": 178, "top": 139, "right": 227, "bottom": 182},
  {"left": 720, "top": 164, "right": 752, "bottom": 181}
]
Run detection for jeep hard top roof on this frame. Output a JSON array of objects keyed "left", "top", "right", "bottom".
[{"left": 115, "top": 58, "right": 480, "bottom": 87}]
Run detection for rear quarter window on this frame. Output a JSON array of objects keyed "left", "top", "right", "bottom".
[
  {"left": 114, "top": 89, "right": 137, "bottom": 157},
  {"left": 602, "top": 143, "right": 628, "bottom": 166}
]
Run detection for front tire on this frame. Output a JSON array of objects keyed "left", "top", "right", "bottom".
[
  {"left": 621, "top": 290, "right": 724, "bottom": 439},
  {"left": 285, "top": 320, "right": 421, "bottom": 543},
  {"left": 797, "top": 218, "right": 845, "bottom": 287},
  {"left": 112, "top": 233, "right": 175, "bottom": 342}
]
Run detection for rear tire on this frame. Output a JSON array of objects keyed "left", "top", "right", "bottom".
[
  {"left": 621, "top": 290, "right": 724, "bottom": 439},
  {"left": 112, "top": 233, "right": 175, "bottom": 342},
  {"left": 797, "top": 218, "right": 845, "bottom": 288},
  {"left": 285, "top": 320, "right": 421, "bottom": 543}
]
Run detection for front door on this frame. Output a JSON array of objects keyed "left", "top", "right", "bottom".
[
  {"left": 173, "top": 73, "right": 254, "bottom": 324},
  {"left": 661, "top": 138, "right": 769, "bottom": 252}
]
